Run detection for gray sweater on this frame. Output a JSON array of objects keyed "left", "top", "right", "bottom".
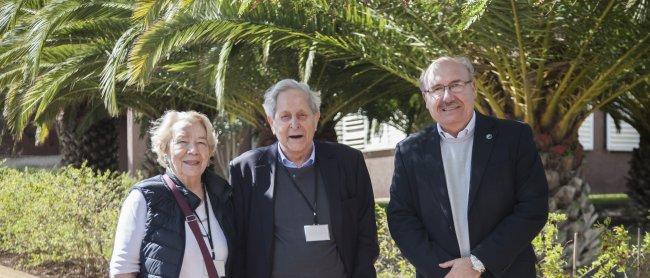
[{"left": 271, "top": 164, "right": 346, "bottom": 278}]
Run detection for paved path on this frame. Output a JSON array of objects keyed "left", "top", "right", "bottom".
[{"left": 0, "top": 265, "right": 38, "bottom": 278}]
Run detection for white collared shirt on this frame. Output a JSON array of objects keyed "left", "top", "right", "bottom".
[
  {"left": 277, "top": 142, "right": 316, "bottom": 168},
  {"left": 437, "top": 111, "right": 476, "bottom": 140},
  {"left": 438, "top": 111, "right": 476, "bottom": 257}
]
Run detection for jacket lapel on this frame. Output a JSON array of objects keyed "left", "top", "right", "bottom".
[
  {"left": 314, "top": 142, "right": 343, "bottom": 245},
  {"left": 468, "top": 113, "right": 497, "bottom": 212},
  {"left": 419, "top": 126, "right": 455, "bottom": 230},
  {"left": 252, "top": 143, "right": 278, "bottom": 262}
]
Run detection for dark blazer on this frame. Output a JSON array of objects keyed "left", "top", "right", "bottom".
[
  {"left": 229, "top": 141, "right": 379, "bottom": 278},
  {"left": 387, "top": 112, "right": 549, "bottom": 278}
]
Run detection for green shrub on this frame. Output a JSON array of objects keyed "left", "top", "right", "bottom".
[
  {"left": 0, "top": 165, "right": 134, "bottom": 275},
  {"left": 533, "top": 213, "right": 568, "bottom": 277},
  {"left": 1, "top": 166, "right": 649, "bottom": 277},
  {"left": 374, "top": 208, "right": 650, "bottom": 278},
  {"left": 374, "top": 204, "right": 415, "bottom": 277},
  {"left": 534, "top": 213, "right": 650, "bottom": 277}
]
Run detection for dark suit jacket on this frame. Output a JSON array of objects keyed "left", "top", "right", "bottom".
[
  {"left": 229, "top": 141, "right": 379, "bottom": 278},
  {"left": 387, "top": 112, "right": 549, "bottom": 278}
]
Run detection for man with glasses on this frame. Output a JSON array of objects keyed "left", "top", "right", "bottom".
[{"left": 387, "top": 56, "right": 548, "bottom": 277}]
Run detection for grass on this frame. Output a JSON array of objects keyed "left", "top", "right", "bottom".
[{"left": 589, "top": 193, "right": 630, "bottom": 208}]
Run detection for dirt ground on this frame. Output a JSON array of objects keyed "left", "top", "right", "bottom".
[{"left": 0, "top": 252, "right": 91, "bottom": 278}]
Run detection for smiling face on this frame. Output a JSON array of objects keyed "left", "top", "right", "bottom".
[
  {"left": 422, "top": 59, "right": 476, "bottom": 135},
  {"left": 168, "top": 120, "right": 210, "bottom": 185},
  {"left": 267, "top": 89, "right": 320, "bottom": 164}
]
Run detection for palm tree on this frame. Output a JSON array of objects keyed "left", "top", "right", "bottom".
[
  {"left": 459, "top": 0, "right": 649, "bottom": 263},
  {"left": 122, "top": 0, "right": 649, "bottom": 263},
  {"left": 0, "top": 0, "right": 131, "bottom": 171},
  {"left": 115, "top": 0, "right": 419, "bottom": 147},
  {"left": 605, "top": 84, "right": 650, "bottom": 222},
  {"left": 0, "top": 0, "right": 220, "bottom": 172}
]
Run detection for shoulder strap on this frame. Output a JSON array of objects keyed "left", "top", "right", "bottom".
[{"left": 163, "top": 174, "right": 219, "bottom": 278}]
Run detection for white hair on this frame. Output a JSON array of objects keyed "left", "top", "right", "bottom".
[
  {"left": 149, "top": 110, "right": 217, "bottom": 167},
  {"left": 262, "top": 79, "right": 321, "bottom": 118},
  {"left": 419, "top": 56, "right": 475, "bottom": 92}
]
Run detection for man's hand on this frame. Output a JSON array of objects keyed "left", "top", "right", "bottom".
[{"left": 439, "top": 257, "right": 481, "bottom": 278}]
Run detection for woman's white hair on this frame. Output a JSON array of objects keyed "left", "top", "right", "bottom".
[
  {"left": 419, "top": 56, "right": 475, "bottom": 92},
  {"left": 262, "top": 79, "right": 321, "bottom": 118},
  {"left": 149, "top": 110, "right": 217, "bottom": 167}
]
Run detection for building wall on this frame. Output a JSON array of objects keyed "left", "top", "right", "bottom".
[
  {"left": 0, "top": 127, "right": 60, "bottom": 156},
  {"left": 356, "top": 111, "right": 638, "bottom": 198},
  {"left": 363, "top": 148, "right": 633, "bottom": 199},
  {"left": 581, "top": 111, "right": 634, "bottom": 193},
  {"left": 362, "top": 149, "right": 395, "bottom": 199},
  {"left": 1, "top": 116, "right": 130, "bottom": 171}
]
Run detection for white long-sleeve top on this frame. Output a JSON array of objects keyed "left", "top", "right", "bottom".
[{"left": 109, "top": 190, "right": 228, "bottom": 277}]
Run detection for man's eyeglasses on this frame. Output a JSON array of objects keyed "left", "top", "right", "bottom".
[{"left": 422, "top": 80, "right": 473, "bottom": 99}]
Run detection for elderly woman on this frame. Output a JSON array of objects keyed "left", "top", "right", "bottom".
[{"left": 110, "top": 110, "right": 234, "bottom": 278}]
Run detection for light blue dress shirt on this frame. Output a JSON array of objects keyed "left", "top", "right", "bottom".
[{"left": 277, "top": 142, "right": 316, "bottom": 168}]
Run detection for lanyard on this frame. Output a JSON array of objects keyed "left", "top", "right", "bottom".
[
  {"left": 279, "top": 163, "right": 320, "bottom": 224},
  {"left": 194, "top": 183, "right": 215, "bottom": 260}
]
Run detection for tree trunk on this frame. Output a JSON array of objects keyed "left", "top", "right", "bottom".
[
  {"left": 541, "top": 145, "right": 600, "bottom": 266},
  {"left": 139, "top": 137, "right": 165, "bottom": 178},
  {"left": 255, "top": 126, "right": 276, "bottom": 147},
  {"left": 56, "top": 115, "right": 119, "bottom": 172},
  {"left": 213, "top": 124, "right": 254, "bottom": 179},
  {"left": 315, "top": 121, "right": 338, "bottom": 142},
  {"left": 626, "top": 136, "right": 650, "bottom": 223}
]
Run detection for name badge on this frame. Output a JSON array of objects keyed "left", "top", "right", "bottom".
[
  {"left": 304, "top": 224, "right": 330, "bottom": 242},
  {"left": 203, "top": 259, "right": 226, "bottom": 277}
]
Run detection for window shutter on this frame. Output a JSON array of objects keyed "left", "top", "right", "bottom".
[
  {"left": 578, "top": 113, "right": 594, "bottom": 151},
  {"left": 606, "top": 114, "right": 640, "bottom": 151},
  {"left": 335, "top": 114, "right": 367, "bottom": 150}
]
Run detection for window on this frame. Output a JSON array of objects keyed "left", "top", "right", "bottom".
[
  {"left": 606, "top": 114, "right": 640, "bottom": 151},
  {"left": 578, "top": 114, "right": 594, "bottom": 151}
]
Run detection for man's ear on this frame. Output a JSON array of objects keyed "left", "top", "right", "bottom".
[{"left": 266, "top": 116, "right": 276, "bottom": 135}]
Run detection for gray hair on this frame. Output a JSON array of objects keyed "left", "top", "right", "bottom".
[
  {"left": 149, "top": 110, "right": 218, "bottom": 167},
  {"left": 262, "top": 79, "right": 321, "bottom": 118},
  {"left": 419, "top": 56, "right": 475, "bottom": 92}
]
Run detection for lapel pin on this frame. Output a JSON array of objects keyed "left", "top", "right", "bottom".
[{"left": 486, "top": 134, "right": 493, "bottom": 140}]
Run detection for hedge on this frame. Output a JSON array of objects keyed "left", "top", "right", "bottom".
[
  {"left": 0, "top": 166, "right": 648, "bottom": 277},
  {"left": 0, "top": 165, "right": 134, "bottom": 275}
]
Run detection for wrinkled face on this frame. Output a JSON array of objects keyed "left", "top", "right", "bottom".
[
  {"left": 267, "top": 89, "right": 320, "bottom": 160},
  {"left": 422, "top": 60, "right": 476, "bottom": 133},
  {"left": 168, "top": 120, "right": 210, "bottom": 181}
]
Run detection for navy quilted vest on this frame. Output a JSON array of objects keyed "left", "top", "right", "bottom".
[{"left": 132, "top": 169, "right": 234, "bottom": 277}]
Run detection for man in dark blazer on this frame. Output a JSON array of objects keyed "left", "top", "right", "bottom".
[
  {"left": 229, "top": 79, "right": 379, "bottom": 278},
  {"left": 387, "top": 57, "right": 549, "bottom": 278}
]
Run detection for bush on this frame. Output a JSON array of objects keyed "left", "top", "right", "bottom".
[
  {"left": 534, "top": 213, "right": 650, "bottom": 277},
  {"left": 0, "top": 165, "right": 135, "bottom": 276},
  {"left": 374, "top": 203, "right": 415, "bottom": 277},
  {"left": 1, "top": 166, "right": 649, "bottom": 277}
]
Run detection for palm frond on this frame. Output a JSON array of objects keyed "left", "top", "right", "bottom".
[{"left": 101, "top": 25, "right": 140, "bottom": 116}]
